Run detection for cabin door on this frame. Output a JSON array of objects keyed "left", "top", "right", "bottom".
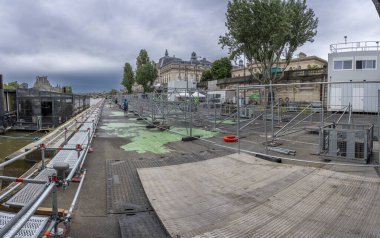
[
  {"left": 352, "top": 87, "right": 364, "bottom": 111},
  {"left": 329, "top": 87, "right": 342, "bottom": 110}
]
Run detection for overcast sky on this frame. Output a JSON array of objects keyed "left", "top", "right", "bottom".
[{"left": 0, "top": 0, "right": 379, "bottom": 92}]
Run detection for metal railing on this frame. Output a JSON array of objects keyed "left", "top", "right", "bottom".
[
  {"left": 330, "top": 41, "right": 380, "bottom": 53},
  {"left": 0, "top": 98, "right": 104, "bottom": 237}
]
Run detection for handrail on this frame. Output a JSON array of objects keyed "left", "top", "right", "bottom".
[
  {"left": 0, "top": 176, "right": 48, "bottom": 184},
  {"left": 0, "top": 169, "right": 38, "bottom": 203},
  {"left": 66, "top": 170, "right": 87, "bottom": 220},
  {"left": 0, "top": 182, "right": 53, "bottom": 237},
  {"left": 330, "top": 41, "right": 380, "bottom": 53},
  {"left": 3, "top": 183, "right": 55, "bottom": 238},
  {"left": 0, "top": 99, "right": 104, "bottom": 238},
  {"left": 0, "top": 148, "right": 37, "bottom": 168}
]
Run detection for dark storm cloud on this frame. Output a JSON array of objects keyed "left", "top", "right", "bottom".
[{"left": 0, "top": 0, "right": 379, "bottom": 92}]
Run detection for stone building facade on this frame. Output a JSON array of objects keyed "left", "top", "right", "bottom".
[
  {"left": 156, "top": 50, "right": 212, "bottom": 86},
  {"left": 231, "top": 52, "right": 327, "bottom": 78},
  {"left": 199, "top": 53, "right": 328, "bottom": 104}
]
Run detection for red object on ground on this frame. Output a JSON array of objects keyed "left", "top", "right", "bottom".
[
  {"left": 16, "top": 178, "right": 24, "bottom": 183},
  {"left": 223, "top": 135, "right": 238, "bottom": 143},
  {"left": 43, "top": 231, "right": 51, "bottom": 237},
  {"left": 71, "top": 176, "right": 82, "bottom": 183}
]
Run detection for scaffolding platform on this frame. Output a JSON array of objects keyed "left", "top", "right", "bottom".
[
  {"left": 6, "top": 168, "right": 54, "bottom": 207},
  {"left": 0, "top": 211, "right": 49, "bottom": 238},
  {"left": 5, "top": 109, "right": 100, "bottom": 208}
]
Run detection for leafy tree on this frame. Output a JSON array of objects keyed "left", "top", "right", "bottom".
[
  {"left": 4, "top": 81, "right": 20, "bottom": 89},
  {"left": 122, "top": 63, "right": 134, "bottom": 93},
  {"left": 110, "top": 89, "right": 118, "bottom": 95},
  {"left": 219, "top": 0, "right": 318, "bottom": 83},
  {"left": 201, "top": 69, "right": 213, "bottom": 82},
  {"left": 210, "top": 57, "right": 232, "bottom": 80},
  {"left": 136, "top": 49, "right": 150, "bottom": 69},
  {"left": 3, "top": 84, "right": 13, "bottom": 90},
  {"left": 135, "top": 49, "right": 157, "bottom": 92},
  {"left": 135, "top": 60, "right": 157, "bottom": 92}
]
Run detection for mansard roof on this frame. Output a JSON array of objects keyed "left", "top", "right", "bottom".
[{"left": 158, "top": 50, "right": 212, "bottom": 68}]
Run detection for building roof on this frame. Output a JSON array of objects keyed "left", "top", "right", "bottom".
[
  {"left": 158, "top": 53, "right": 182, "bottom": 68},
  {"left": 158, "top": 50, "right": 212, "bottom": 69}
]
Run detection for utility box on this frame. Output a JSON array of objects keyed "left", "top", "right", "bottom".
[{"left": 319, "top": 123, "right": 373, "bottom": 164}]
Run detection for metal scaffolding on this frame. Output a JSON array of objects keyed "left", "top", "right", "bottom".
[
  {"left": 120, "top": 81, "right": 379, "bottom": 166},
  {"left": 0, "top": 99, "right": 104, "bottom": 237}
]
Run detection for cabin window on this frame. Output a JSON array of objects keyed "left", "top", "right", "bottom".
[
  {"left": 356, "top": 60, "right": 376, "bottom": 70},
  {"left": 334, "top": 60, "right": 352, "bottom": 70}
]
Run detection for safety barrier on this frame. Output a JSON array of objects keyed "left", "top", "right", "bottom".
[{"left": 0, "top": 98, "right": 104, "bottom": 237}]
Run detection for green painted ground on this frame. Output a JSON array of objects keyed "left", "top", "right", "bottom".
[
  {"left": 101, "top": 121, "right": 217, "bottom": 154},
  {"left": 110, "top": 111, "right": 125, "bottom": 117},
  {"left": 101, "top": 122, "right": 144, "bottom": 138},
  {"left": 215, "top": 119, "right": 236, "bottom": 125}
]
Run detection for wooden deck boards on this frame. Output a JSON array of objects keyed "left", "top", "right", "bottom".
[{"left": 138, "top": 153, "right": 380, "bottom": 238}]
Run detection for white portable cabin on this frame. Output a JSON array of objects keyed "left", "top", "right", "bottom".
[{"left": 328, "top": 41, "right": 380, "bottom": 112}]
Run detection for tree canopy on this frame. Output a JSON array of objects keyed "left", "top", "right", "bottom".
[
  {"left": 4, "top": 81, "right": 20, "bottom": 90},
  {"left": 201, "top": 69, "right": 213, "bottom": 82},
  {"left": 136, "top": 49, "right": 150, "bottom": 69},
  {"left": 210, "top": 57, "right": 232, "bottom": 80},
  {"left": 135, "top": 63, "right": 157, "bottom": 92},
  {"left": 110, "top": 89, "right": 118, "bottom": 95},
  {"left": 219, "top": 0, "right": 318, "bottom": 83},
  {"left": 122, "top": 63, "right": 134, "bottom": 93},
  {"left": 135, "top": 49, "right": 157, "bottom": 92}
]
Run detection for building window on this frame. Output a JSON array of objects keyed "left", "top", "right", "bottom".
[
  {"left": 356, "top": 60, "right": 376, "bottom": 70},
  {"left": 334, "top": 60, "right": 352, "bottom": 70}
]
